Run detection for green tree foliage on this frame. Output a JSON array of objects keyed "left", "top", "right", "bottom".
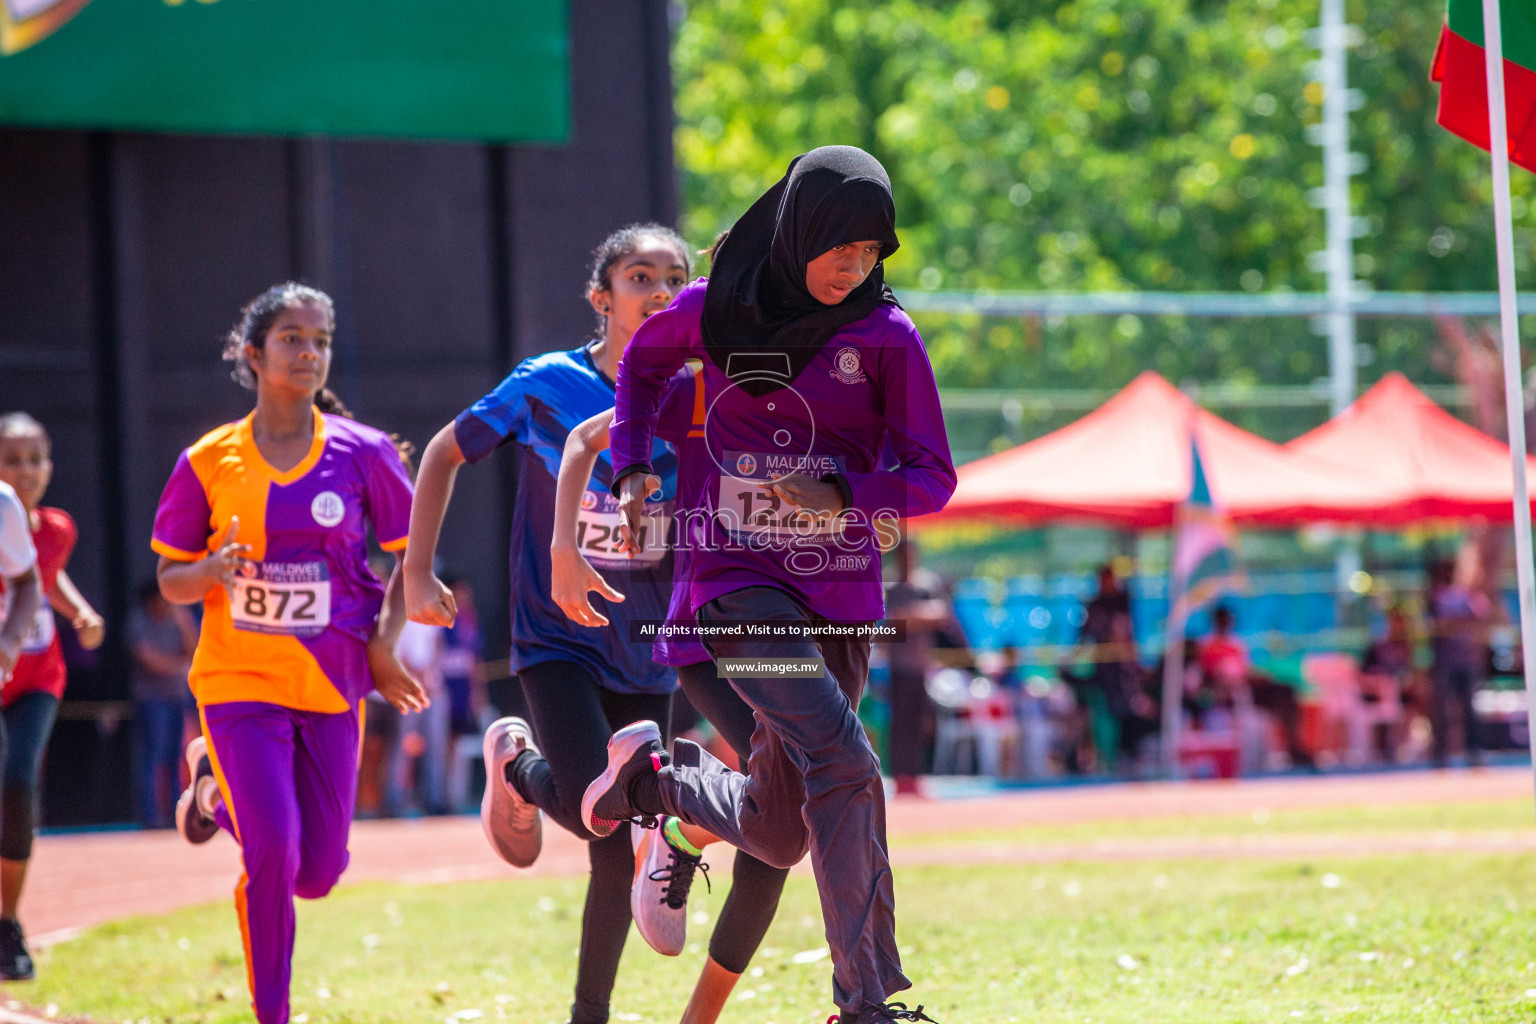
[{"left": 673, "top": 0, "right": 1536, "bottom": 401}]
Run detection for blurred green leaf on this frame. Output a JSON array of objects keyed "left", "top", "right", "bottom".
[{"left": 674, "top": 0, "right": 1536, "bottom": 397}]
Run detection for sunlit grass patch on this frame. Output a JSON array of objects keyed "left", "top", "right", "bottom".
[{"left": 21, "top": 846, "right": 1536, "bottom": 1023}]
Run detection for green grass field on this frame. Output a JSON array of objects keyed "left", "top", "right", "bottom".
[
  {"left": 897, "top": 796, "right": 1536, "bottom": 849},
  {"left": 21, "top": 800, "right": 1536, "bottom": 1024}
]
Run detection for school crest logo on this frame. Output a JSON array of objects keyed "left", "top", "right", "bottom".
[
  {"left": 735, "top": 453, "right": 757, "bottom": 477},
  {"left": 830, "top": 346, "right": 865, "bottom": 385},
  {"left": 311, "top": 491, "right": 345, "bottom": 528},
  {"left": 1, "top": 0, "right": 93, "bottom": 57}
]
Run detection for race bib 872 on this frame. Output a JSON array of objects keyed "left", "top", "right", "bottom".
[{"left": 230, "top": 562, "right": 331, "bottom": 637}]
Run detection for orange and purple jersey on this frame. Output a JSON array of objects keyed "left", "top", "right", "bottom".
[{"left": 151, "top": 409, "right": 413, "bottom": 712}]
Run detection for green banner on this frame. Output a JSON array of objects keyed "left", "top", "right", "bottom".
[{"left": 0, "top": 0, "right": 568, "bottom": 142}]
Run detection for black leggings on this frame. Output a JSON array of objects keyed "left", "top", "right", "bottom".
[
  {"left": 514, "top": 659, "right": 791, "bottom": 1022},
  {"left": 515, "top": 660, "right": 671, "bottom": 1024},
  {"left": 0, "top": 692, "right": 58, "bottom": 862},
  {"left": 675, "top": 660, "right": 791, "bottom": 975}
]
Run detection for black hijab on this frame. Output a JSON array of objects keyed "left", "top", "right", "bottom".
[{"left": 701, "top": 145, "right": 900, "bottom": 397}]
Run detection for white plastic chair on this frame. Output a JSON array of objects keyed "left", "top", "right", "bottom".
[
  {"left": 967, "top": 677, "right": 1021, "bottom": 778},
  {"left": 927, "top": 668, "right": 977, "bottom": 775}
]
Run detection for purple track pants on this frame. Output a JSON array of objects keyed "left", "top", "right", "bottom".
[{"left": 201, "top": 700, "right": 360, "bottom": 1024}]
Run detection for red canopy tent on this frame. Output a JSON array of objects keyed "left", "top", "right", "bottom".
[
  {"left": 920, "top": 371, "right": 1403, "bottom": 530},
  {"left": 1286, "top": 371, "right": 1536, "bottom": 522}
]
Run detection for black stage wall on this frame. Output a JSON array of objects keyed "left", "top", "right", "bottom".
[{"left": 0, "top": 0, "right": 678, "bottom": 824}]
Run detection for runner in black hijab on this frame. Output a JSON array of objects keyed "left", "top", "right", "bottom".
[{"left": 701, "top": 145, "right": 901, "bottom": 396}]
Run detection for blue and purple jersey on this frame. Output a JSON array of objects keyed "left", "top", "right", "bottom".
[
  {"left": 455, "top": 343, "right": 694, "bottom": 694},
  {"left": 611, "top": 280, "right": 957, "bottom": 624},
  {"left": 151, "top": 410, "right": 414, "bottom": 712}
]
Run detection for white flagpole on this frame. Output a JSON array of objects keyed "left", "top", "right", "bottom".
[{"left": 1479, "top": 0, "right": 1536, "bottom": 796}]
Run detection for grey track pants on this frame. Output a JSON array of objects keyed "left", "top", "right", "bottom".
[{"left": 656, "top": 586, "right": 910, "bottom": 1015}]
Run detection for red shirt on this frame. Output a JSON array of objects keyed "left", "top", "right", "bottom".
[
  {"left": 0, "top": 507, "right": 75, "bottom": 704},
  {"left": 1198, "top": 634, "right": 1251, "bottom": 683}
]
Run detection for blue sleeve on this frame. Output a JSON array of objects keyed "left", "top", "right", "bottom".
[{"left": 454, "top": 369, "right": 532, "bottom": 465}]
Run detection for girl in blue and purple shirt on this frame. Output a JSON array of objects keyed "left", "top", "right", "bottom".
[{"left": 583, "top": 146, "right": 956, "bottom": 1024}]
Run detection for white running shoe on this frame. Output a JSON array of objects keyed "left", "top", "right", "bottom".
[
  {"left": 481, "top": 717, "right": 543, "bottom": 868},
  {"left": 630, "top": 818, "right": 707, "bottom": 956},
  {"left": 175, "top": 736, "right": 219, "bottom": 845}
]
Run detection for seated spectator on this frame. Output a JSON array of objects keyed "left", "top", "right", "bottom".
[
  {"left": 1198, "top": 606, "right": 1315, "bottom": 770},
  {"left": 1063, "top": 614, "right": 1157, "bottom": 775},
  {"left": 1359, "top": 603, "right": 1417, "bottom": 761},
  {"left": 1064, "top": 565, "right": 1156, "bottom": 774}
]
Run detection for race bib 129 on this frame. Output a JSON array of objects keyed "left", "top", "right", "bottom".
[
  {"left": 577, "top": 490, "right": 670, "bottom": 568},
  {"left": 230, "top": 561, "right": 331, "bottom": 637}
]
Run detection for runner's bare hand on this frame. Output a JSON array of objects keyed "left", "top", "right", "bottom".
[
  {"left": 367, "top": 640, "right": 430, "bottom": 713},
  {"left": 551, "top": 546, "right": 625, "bottom": 627},
  {"left": 405, "top": 571, "right": 457, "bottom": 627},
  {"left": 765, "top": 473, "right": 844, "bottom": 517},
  {"left": 72, "top": 612, "right": 105, "bottom": 651},
  {"left": 206, "top": 516, "right": 252, "bottom": 599},
  {"left": 615, "top": 471, "right": 661, "bottom": 557}
]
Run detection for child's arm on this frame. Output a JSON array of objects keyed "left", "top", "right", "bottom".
[
  {"left": 551, "top": 410, "right": 625, "bottom": 628},
  {"left": 402, "top": 423, "right": 466, "bottom": 627},
  {"left": 369, "top": 553, "right": 429, "bottom": 713},
  {"left": 49, "top": 569, "right": 104, "bottom": 650}
]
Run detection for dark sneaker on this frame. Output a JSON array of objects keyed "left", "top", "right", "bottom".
[
  {"left": 480, "top": 717, "right": 543, "bottom": 868},
  {"left": 631, "top": 817, "right": 710, "bottom": 955},
  {"left": 581, "top": 720, "right": 666, "bottom": 838},
  {"left": 0, "top": 919, "right": 33, "bottom": 981},
  {"left": 175, "top": 737, "right": 219, "bottom": 845},
  {"left": 828, "top": 1003, "right": 942, "bottom": 1023}
]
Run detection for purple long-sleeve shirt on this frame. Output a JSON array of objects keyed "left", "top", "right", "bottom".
[{"left": 611, "top": 280, "right": 956, "bottom": 623}]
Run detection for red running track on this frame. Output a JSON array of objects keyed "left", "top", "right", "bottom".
[{"left": 22, "top": 767, "right": 1535, "bottom": 949}]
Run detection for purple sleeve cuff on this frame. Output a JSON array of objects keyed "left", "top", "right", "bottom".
[
  {"left": 609, "top": 463, "right": 655, "bottom": 498},
  {"left": 822, "top": 472, "right": 855, "bottom": 513}
]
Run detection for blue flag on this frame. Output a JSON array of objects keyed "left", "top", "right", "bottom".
[{"left": 1171, "top": 437, "right": 1241, "bottom": 623}]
